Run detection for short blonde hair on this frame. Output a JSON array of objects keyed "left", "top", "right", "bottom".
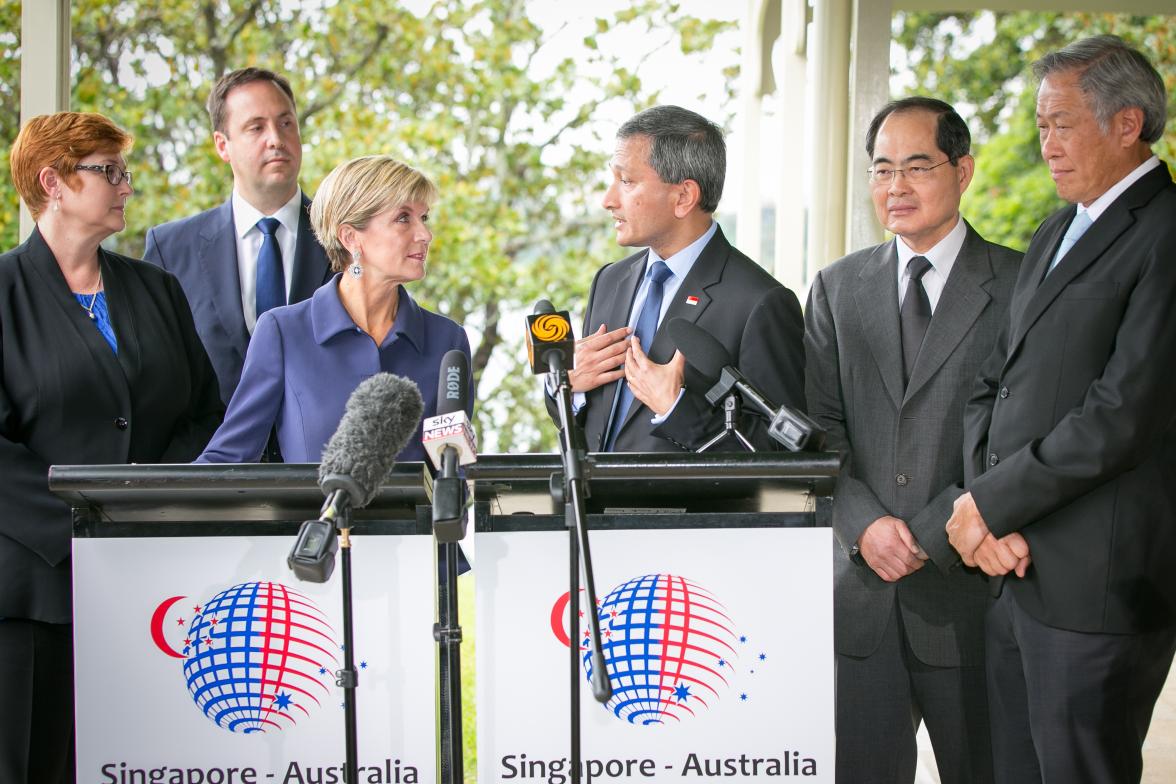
[
  {"left": 310, "top": 155, "right": 439, "bottom": 272},
  {"left": 10, "top": 112, "right": 133, "bottom": 219}
]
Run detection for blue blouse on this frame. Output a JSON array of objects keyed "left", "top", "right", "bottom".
[
  {"left": 196, "top": 275, "right": 471, "bottom": 464},
  {"left": 73, "top": 291, "right": 117, "bottom": 354}
]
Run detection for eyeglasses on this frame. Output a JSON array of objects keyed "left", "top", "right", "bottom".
[
  {"left": 75, "top": 163, "right": 133, "bottom": 187},
  {"left": 867, "top": 159, "right": 952, "bottom": 185}
]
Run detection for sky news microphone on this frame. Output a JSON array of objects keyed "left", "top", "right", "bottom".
[
  {"left": 289, "top": 373, "right": 424, "bottom": 582},
  {"left": 667, "top": 317, "right": 825, "bottom": 452},
  {"left": 526, "top": 298, "right": 575, "bottom": 374},
  {"left": 423, "top": 350, "right": 475, "bottom": 542}
]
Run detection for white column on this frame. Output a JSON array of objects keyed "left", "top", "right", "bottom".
[
  {"left": 737, "top": 0, "right": 768, "bottom": 266},
  {"left": 845, "top": 0, "right": 892, "bottom": 254},
  {"left": 804, "top": 0, "right": 852, "bottom": 278},
  {"left": 772, "top": 0, "right": 809, "bottom": 293},
  {"left": 19, "top": 0, "right": 71, "bottom": 241}
]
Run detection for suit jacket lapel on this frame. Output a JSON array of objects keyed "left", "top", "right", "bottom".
[
  {"left": 904, "top": 223, "right": 994, "bottom": 402},
  {"left": 25, "top": 229, "right": 131, "bottom": 400},
  {"left": 598, "top": 251, "right": 647, "bottom": 446},
  {"left": 199, "top": 199, "right": 249, "bottom": 352},
  {"left": 854, "top": 243, "right": 905, "bottom": 410},
  {"left": 99, "top": 249, "right": 142, "bottom": 387},
  {"left": 1008, "top": 166, "right": 1169, "bottom": 361},
  {"left": 290, "top": 193, "right": 326, "bottom": 301},
  {"left": 619, "top": 227, "right": 727, "bottom": 432},
  {"left": 648, "top": 228, "right": 725, "bottom": 362}
]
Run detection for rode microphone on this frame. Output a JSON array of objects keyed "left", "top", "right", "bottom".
[
  {"left": 288, "top": 373, "right": 424, "bottom": 582},
  {"left": 667, "top": 317, "right": 825, "bottom": 452},
  {"left": 526, "top": 299, "right": 575, "bottom": 374},
  {"left": 422, "top": 349, "right": 475, "bottom": 542}
]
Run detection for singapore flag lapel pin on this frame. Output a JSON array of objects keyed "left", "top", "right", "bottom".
[{"left": 684, "top": 295, "right": 699, "bottom": 306}]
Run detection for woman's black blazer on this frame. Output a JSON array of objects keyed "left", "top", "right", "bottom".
[{"left": 0, "top": 227, "right": 224, "bottom": 622}]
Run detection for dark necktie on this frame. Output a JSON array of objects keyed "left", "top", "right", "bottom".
[
  {"left": 604, "top": 260, "right": 673, "bottom": 451},
  {"left": 255, "top": 217, "right": 285, "bottom": 318},
  {"left": 900, "top": 256, "right": 933, "bottom": 385}
]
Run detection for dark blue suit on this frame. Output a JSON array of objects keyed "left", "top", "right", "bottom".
[{"left": 143, "top": 194, "right": 332, "bottom": 405}]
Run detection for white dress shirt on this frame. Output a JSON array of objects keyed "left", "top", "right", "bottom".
[
  {"left": 895, "top": 214, "right": 967, "bottom": 314},
  {"left": 232, "top": 188, "right": 304, "bottom": 332}
]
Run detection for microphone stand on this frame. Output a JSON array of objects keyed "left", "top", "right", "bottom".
[
  {"left": 320, "top": 492, "right": 360, "bottom": 784},
  {"left": 697, "top": 378, "right": 755, "bottom": 453},
  {"left": 546, "top": 354, "right": 612, "bottom": 784},
  {"left": 432, "top": 446, "right": 465, "bottom": 784}
]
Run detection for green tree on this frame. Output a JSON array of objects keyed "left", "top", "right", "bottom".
[
  {"left": 2, "top": 0, "right": 736, "bottom": 451},
  {"left": 892, "top": 11, "right": 1176, "bottom": 250}
]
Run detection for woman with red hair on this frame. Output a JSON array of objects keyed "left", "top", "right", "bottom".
[{"left": 0, "top": 112, "right": 223, "bottom": 782}]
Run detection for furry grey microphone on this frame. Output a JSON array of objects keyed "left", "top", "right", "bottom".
[{"left": 318, "top": 373, "right": 424, "bottom": 509}]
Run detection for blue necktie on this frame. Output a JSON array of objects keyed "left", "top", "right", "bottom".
[
  {"left": 604, "top": 260, "right": 673, "bottom": 451},
  {"left": 255, "top": 217, "right": 285, "bottom": 318},
  {"left": 1047, "top": 210, "right": 1093, "bottom": 275}
]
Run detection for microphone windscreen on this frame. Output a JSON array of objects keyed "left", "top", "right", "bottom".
[
  {"left": 318, "top": 373, "right": 424, "bottom": 508},
  {"left": 667, "top": 317, "right": 732, "bottom": 381},
  {"left": 435, "top": 349, "right": 470, "bottom": 417},
  {"left": 533, "top": 298, "right": 556, "bottom": 315}
]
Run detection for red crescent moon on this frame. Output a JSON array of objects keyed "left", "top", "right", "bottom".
[
  {"left": 550, "top": 592, "right": 571, "bottom": 647},
  {"left": 150, "top": 595, "right": 187, "bottom": 659}
]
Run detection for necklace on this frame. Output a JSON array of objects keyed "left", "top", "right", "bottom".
[{"left": 80, "top": 272, "right": 103, "bottom": 320}]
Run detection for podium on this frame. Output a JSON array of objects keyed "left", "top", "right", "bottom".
[
  {"left": 52, "top": 463, "right": 441, "bottom": 784},
  {"left": 470, "top": 451, "right": 838, "bottom": 783}
]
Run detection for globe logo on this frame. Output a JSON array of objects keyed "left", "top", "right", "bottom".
[
  {"left": 555, "top": 574, "right": 747, "bottom": 725},
  {"left": 149, "top": 581, "right": 338, "bottom": 733}
]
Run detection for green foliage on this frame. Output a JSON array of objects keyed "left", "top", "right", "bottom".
[
  {"left": 0, "top": 0, "right": 736, "bottom": 452},
  {"left": 893, "top": 11, "right": 1176, "bottom": 251}
]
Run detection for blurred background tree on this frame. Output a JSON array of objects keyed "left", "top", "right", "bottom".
[
  {"left": 0, "top": 0, "right": 737, "bottom": 452},
  {"left": 892, "top": 11, "right": 1176, "bottom": 251}
]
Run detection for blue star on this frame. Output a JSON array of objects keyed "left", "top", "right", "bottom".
[
  {"left": 759, "top": 652, "right": 767, "bottom": 661},
  {"left": 717, "top": 659, "right": 726, "bottom": 667},
  {"left": 740, "top": 693, "right": 748, "bottom": 701},
  {"left": 273, "top": 692, "right": 293, "bottom": 710},
  {"left": 360, "top": 661, "right": 368, "bottom": 669},
  {"left": 739, "top": 635, "right": 748, "bottom": 644},
  {"left": 673, "top": 683, "right": 691, "bottom": 702},
  {"left": 319, "top": 667, "right": 327, "bottom": 675}
]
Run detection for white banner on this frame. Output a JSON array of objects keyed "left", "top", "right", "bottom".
[
  {"left": 73, "top": 534, "right": 437, "bottom": 784},
  {"left": 476, "top": 526, "right": 834, "bottom": 783}
]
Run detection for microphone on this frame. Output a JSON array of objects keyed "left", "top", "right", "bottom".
[
  {"left": 288, "top": 373, "right": 424, "bottom": 582},
  {"left": 525, "top": 298, "right": 575, "bottom": 374},
  {"left": 422, "top": 349, "right": 476, "bottom": 542},
  {"left": 667, "top": 317, "right": 825, "bottom": 452}
]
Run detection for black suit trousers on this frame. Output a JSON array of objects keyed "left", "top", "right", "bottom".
[
  {"left": 0, "top": 619, "right": 74, "bottom": 783},
  {"left": 986, "top": 588, "right": 1176, "bottom": 784}
]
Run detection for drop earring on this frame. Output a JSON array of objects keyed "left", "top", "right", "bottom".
[{"left": 349, "top": 249, "right": 363, "bottom": 278}]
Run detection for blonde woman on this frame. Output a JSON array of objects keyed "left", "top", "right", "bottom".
[{"left": 198, "top": 156, "right": 470, "bottom": 463}]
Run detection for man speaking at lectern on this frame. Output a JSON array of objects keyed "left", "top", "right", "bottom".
[
  {"left": 805, "top": 97, "right": 1021, "bottom": 783},
  {"left": 551, "top": 105, "right": 805, "bottom": 453}
]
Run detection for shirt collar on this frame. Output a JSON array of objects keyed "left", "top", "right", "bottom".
[
  {"left": 311, "top": 274, "right": 426, "bottom": 352},
  {"left": 895, "top": 214, "right": 967, "bottom": 279},
  {"left": 1081, "top": 155, "right": 1161, "bottom": 222},
  {"left": 645, "top": 220, "right": 718, "bottom": 280},
  {"left": 231, "top": 188, "right": 304, "bottom": 239}
]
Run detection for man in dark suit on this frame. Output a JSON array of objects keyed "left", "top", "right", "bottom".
[
  {"left": 806, "top": 98, "right": 1021, "bottom": 783},
  {"left": 947, "top": 36, "right": 1176, "bottom": 783},
  {"left": 144, "top": 68, "right": 331, "bottom": 406},
  {"left": 555, "top": 105, "right": 804, "bottom": 452}
]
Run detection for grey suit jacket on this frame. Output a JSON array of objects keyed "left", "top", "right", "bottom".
[
  {"left": 555, "top": 225, "right": 805, "bottom": 452},
  {"left": 143, "top": 193, "right": 332, "bottom": 405},
  {"left": 805, "top": 221, "right": 1022, "bottom": 666}
]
